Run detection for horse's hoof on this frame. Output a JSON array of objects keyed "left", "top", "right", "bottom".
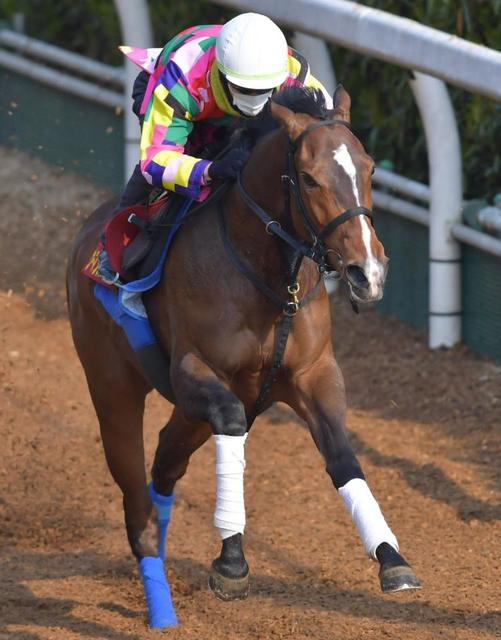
[
  {"left": 379, "top": 564, "right": 422, "bottom": 593},
  {"left": 208, "top": 565, "right": 250, "bottom": 601}
]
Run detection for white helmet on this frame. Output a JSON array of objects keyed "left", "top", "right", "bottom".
[{"left": 216, "top": 13, "right": 289, "bottom": 90}]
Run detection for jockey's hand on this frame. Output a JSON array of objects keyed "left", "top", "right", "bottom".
[{"left": 207, "top": 148, "right": 251, "bottom": 182}]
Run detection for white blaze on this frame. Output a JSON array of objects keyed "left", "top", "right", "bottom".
[
  {"left": 333, "top": 143, "right": 361, "bottom": 206},
  {"left": 332, "top": 144, "right": 383, "bottom": 297}
]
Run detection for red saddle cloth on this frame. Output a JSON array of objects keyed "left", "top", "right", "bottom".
[{"left": 82, "top": 196, "right": 168, "bottom": 285}]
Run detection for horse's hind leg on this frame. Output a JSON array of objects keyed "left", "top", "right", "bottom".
[
  {"left": 87, "top": 371, "right": 179, "bottom": 626},
  {"left": 86, "top": 373, "right": 157, "bottom": 559},
  {"left": 69, "top": 272, "right": 158, "bottom": 560},
  {"left": 86, "top": 372, "right": 178, "bottom": 626},
  {"left": 71, "top": 310, "right": 177, "bottom": 626}
]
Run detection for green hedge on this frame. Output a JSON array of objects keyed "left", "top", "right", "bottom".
[{"left": 0, "top": 1, "right": 499, "bottom": 199}]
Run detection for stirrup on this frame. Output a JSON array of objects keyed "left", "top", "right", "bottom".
[{"left": 100, "top": 270, "right": 121, "bottom": 286}]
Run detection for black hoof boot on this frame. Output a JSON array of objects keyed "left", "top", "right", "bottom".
[
  {"left": 208, "top": 533, "right": 250, "bottom": 601},
  {"left": 376, "top": 543, "right": 422, "bottom": 593}
]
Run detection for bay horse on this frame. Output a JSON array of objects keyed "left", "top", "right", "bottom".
[{"left": 67, "top": 86, "right": 420, "bottom": 628}]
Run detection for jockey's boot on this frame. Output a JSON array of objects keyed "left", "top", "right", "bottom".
[{"left": 97, "top": 249, "right": 120, "bottom": 285}]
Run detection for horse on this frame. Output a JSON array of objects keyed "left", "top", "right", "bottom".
[{"left": 66, "top": 86, "right": 420, "bottom": 628}]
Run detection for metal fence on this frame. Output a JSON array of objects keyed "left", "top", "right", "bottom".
[{"left": 0, "top": 29, "right": 125, "bottom": 190}]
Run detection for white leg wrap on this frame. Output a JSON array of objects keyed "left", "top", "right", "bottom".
[
  {"left": 213, "top": 434, "right": 247, "bottom": 540},
  {"left": 338, "top": 478, "right": 399, "bottom": 559}
]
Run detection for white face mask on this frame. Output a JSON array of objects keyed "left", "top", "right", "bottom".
[{"left": 228, "top": 86, "right": 273, "bottom": 117}]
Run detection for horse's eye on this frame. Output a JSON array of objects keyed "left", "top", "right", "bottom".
[{"left": 301, "top": 172, "right": 319, "bottom": 189}]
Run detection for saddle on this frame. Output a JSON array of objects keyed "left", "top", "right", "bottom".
[
  {"left": 117, "top": 192, "right": 185, "bottom": 282},
  {"left": 82, "top": 193, "right": 172, "bottom": 285}
]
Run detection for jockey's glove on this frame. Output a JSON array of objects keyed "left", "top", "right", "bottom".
[{"left": 208, "top": 148, "right": 251, "bottom": 182}]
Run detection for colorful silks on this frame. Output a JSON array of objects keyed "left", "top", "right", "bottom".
[{"left": 121, "top": 24, "right": 331, "bottom": 201}]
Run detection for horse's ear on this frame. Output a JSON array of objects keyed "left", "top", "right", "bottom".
[
  {"left": 270, "top": 101, "right": 303, "bottom": 141},
  {"left": 331, "top": 84, "right": 351, "bottom": 123}
]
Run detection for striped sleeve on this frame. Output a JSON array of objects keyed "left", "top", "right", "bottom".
[{"left": 139, "top": 60, "right": 211, "bottom": 201}]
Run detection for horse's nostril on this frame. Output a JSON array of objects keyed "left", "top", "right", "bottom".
[{"left": 346, "top": 265, "right": 369, "bottom": 289}]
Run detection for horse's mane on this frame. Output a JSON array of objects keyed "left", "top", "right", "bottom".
[{"left": 236, "top": 87, "right": 329, "bottom": 150}]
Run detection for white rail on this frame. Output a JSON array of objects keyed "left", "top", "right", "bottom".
[
  {"left": 452, "top": 224, "right": 501, "bottom": 258},
  {"left": 214, "top": 0, "right": 501, "bottom": 102},
  {"left": 0, "top": 48, "right": 124, "bottom": 109},
  {"left": 373, "top": 190, "right": 501, "bottom": 260},
  {"left": 373, "top": 168, "right": 431, "bottom": 204},
  {"left": 0, "top": 29, "right": 124, "bottom": 86},
  {"left": 372, "top": 191, "right": 429, "bottom": 227}
]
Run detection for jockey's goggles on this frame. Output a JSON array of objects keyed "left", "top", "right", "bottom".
[{"left": 227, "top": 81, "right": 275, "bottom": 96}]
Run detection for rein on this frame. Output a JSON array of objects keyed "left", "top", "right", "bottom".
[{"left": 220, "top": 118, "right": 374, "bottom": 428}]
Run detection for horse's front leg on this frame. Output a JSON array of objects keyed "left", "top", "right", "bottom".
[
  {"left": 172, "top": 352, "right": 250, "bottom": 601},
  {"left": 288, "top": 356, "right": 421, "bottom": 592}
]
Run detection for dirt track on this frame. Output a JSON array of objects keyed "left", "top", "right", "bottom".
[{"left": 0, "top": 147, "right": 500, "bottom": 639}]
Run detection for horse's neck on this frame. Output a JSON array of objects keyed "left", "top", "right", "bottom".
[
  {"left": 225, "top": 131, "right": 316, "bottom": 290},
  {"left": 241, "top": 131, "right": 289, "bottom": 227}
]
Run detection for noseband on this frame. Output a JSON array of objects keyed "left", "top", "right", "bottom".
[{"left": 237, "top": 118, "right": 374, "bottom": 272}]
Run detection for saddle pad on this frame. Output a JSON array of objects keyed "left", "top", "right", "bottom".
[{"left": 94, "top": 284, "right": 175, "bottom": 401}]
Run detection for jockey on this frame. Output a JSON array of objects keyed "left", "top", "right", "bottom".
[{"left": 99, "top": 12, "right": 332, "bottom": 281}]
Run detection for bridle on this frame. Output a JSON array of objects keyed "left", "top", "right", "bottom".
[
  {"left": 219, "top": 117, "right": 375, "bottom": 427},
  {"left": 237, "top": 118, "right": 374, "bottom": 274}
]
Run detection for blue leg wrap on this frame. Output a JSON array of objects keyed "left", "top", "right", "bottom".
[
  {"left": 148, "top": 482, "right": 175, "bottom": 560},
  {"left": 139, "top": 556, "right": 178, "bottom": 628}
]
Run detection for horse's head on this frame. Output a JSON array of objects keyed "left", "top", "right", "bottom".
[{"left": 270, "top": 86, "right": 388, "bottom": 304}]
